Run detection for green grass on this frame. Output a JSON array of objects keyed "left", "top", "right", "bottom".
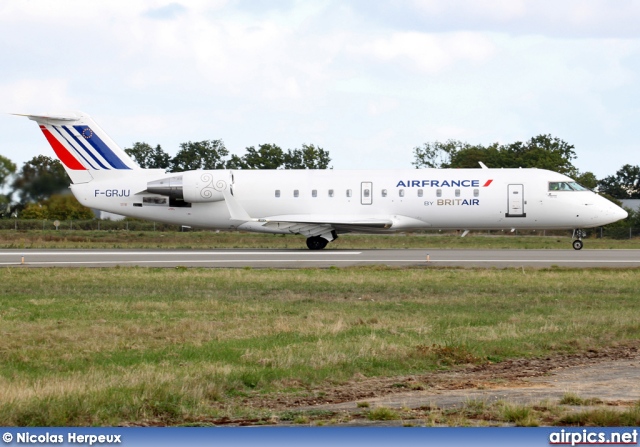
[
  {"left": 1, "top": 229, "right": 639, "bottom": 249},
  {"left": 558, "top": 407, "right": 640, "bottom": 426},
  {"left": 559, "top": 393, "right": 604, "bottom": 406},
  {"left": 367, "top": 407, "right": 400, "bottom": 421},
  {"left": 0, "top": 266, "right": 639, "bottom": 425}
]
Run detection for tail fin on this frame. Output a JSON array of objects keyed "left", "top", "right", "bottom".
[{"left": 15, "top": 111, "right": 140, "bottom": 184}]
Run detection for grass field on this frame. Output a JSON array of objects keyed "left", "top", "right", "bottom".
[
  {"left": 1, "top": 230, "right": 640, "bottom": 249},
  {"left": 1, "top": 266, "right": 639, "bottom": 426}
]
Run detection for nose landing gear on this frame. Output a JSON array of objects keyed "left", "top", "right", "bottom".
[{"left": 572, "top": 229, "right": 585, "bottom": 250}]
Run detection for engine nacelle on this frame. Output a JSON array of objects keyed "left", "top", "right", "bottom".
[{"left": 147, "top": 170, "right": 230, "bottom": 203}]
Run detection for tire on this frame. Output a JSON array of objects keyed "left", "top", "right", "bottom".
[
  {"left": 572, "top": 239, "right": 583, "bottom": 250},
  {"left": 306, "top": 236, "right": 328, "bottom": 250}
]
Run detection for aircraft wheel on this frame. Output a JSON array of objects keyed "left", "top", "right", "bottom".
[
  {"left": 572, "top": 239, "right": 583, "bottom": 250},
  {"left": 306, "top": 236, "right": 328, "bottom": 250}
]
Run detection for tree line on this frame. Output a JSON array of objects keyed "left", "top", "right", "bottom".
[
  {"left": 412, "top": 135, "right": 639, "bottom": 200},
  {"left": 1, "top": 134, "right": 638, "bottom": 226},
  {"left": 125, "top": 141, "right": 331, "bottom": 171}
]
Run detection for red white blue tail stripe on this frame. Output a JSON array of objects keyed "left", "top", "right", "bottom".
[
  {"left": 40, "top": 123, "right": 132, "bottom": 171},
  {"left": 15, "top": 112, "right": 139, "bottom": 183}
]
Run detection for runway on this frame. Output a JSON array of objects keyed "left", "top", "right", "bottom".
[{"left": 1, "top": 249, "right": 639, "bottom": 268}]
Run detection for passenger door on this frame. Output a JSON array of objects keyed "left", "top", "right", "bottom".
[{"left": 506, "top": 184, "right": 526, "bottom": 217}]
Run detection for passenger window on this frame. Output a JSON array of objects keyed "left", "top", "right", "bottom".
[
  {"left": 294, "top": 190, "right": 299, "bottom": 198},
  {"left": 436, "top": 189, "right": 442, "bottom": 197},
  {"left": 473, "top": 189, "right": 479, "bottom": 197},
  {"left": 455, "top": 189, "right": 460, "bottom": 197},
  {"left": 346, "top": 189, "right": 352, "bottom": 198},
  {"left": 312, "top": 190, "right": 317, "bottom": 198},
  {"left": 399, "top": 189, "right": 405, "bottom": 197},
  {"left": 328, "top": 189, "right": 334, "bottom": 197},
  {"left": 381, "top": 189, "right": 387, "bottom": 197},
  {"left": 417, "top": 189, "right": 423, "bottom": 197},
  {"left": 275, "top": 190, "right": 280, "bottom": 198}
]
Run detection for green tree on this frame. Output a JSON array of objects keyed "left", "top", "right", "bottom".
[
  {"left": 20, "top": 202, "right": 48, "bottom": 219},
  {"left": 226, "top": 143, "right": 332, "bottom": 170},
  {"left": 170, "top": 140, "right": 229, "bottom": 171},
  {"left": 125, "top": 142, "right": 170, "bottom": 169},
  {"left": 412, "top": 140, "right": 467, "bottom": 168},
  {"left": 575, "top": 171, "right": 598, "bottom": 190},
  {"left": 0, "top": 195, "right": 11, "bottom": 218},
  {"left": 229, "top": 144, "right": 284, "bottom": 169},
  {"left": 502, "top": 135, "right": 577, "bottom": 175},
  {"left": 12, "top": 155, "right": 69, "bottom": 205},
  {"left": 447, "top": 143, "right": 503, "bottom": 168},
  {"left": 20, "top": 194, "right": 94, "bottom": 220},
  {"left": 283, "top": 144, "right": 332, "bottom": 169},
  {"left": 224, "top": 154, "right": 245, "bottom": 170},
  {"left": 0, "top": 155, "right": 16, "bottom": 189},
  {"left": 598, "top": 164, "right": 640, "bottom": 199},
  {"left": 412, "top": 135, "right": 578, "bottom": 175},
  {"left": 0, "top": 155, "right": 16, "bottom": 217}
]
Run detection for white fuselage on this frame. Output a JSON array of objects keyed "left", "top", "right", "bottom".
[{"left": 72, "top": 168, "right": 627, "bottom": 234}]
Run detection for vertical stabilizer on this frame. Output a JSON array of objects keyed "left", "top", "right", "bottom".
[{"left": 15, "top": 111, "right": 140, "bottom": 184}]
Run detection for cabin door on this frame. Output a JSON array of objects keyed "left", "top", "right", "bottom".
[
  {"left": 506, "top": 184, "right": 526, "bottom": 217},
  {"left": 361, "top": 182, "right": 373, "bottom": 205}
]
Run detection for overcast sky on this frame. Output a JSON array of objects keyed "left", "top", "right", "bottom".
[{"left": 1, "top": 0, "right": 639, "bottom": 179}]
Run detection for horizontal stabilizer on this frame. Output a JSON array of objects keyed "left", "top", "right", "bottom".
[{"left": 13, "top": 112, "right": 81, "bottom": 122}]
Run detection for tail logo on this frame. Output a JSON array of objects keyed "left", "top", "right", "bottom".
[{"left": 38, "top": 124, "right": 131, "bottom": 171}]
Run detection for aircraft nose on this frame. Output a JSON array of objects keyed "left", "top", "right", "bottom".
[
  {"left": 615, "top": 205, "right": 628, "bottom": 221},
  {"left": 594, "top": 197, "right": 628, "bottom": 225}
]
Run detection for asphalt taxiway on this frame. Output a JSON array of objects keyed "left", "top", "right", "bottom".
[{"left": 1, "top": 249, "right": 639, "bottom": 268}]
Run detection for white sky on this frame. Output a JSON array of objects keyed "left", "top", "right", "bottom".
[{"left": 1, "top": 0, "right": 639, "bottom": 179}]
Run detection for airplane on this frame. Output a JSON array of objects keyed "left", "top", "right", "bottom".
[{"left": 16, "top": 111, "right": 628, "bottom": 250}]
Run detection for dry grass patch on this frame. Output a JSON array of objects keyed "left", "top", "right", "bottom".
[{"left": 1, "top": 266, "right": 639, "bottom": 425}]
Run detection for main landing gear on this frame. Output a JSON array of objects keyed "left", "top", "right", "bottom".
[
  {"left": 572, "top": 229, "right": 585, "bottom": 250},
  {"left": 306, "top": 236, "right": 328, "bottom": 250},
  {"left": 305, "top": 231, "right": 338, "bottom": 250}
]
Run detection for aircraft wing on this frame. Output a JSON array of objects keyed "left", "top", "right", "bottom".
[
  {"left": 259, "top": 215, "right": 393, "bottom": 237},
  {"left": 223, "top": 189, "right": 396, "bottom": 237}
]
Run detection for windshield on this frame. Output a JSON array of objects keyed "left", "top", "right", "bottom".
[{"left": 548, "top": 181, "right": 588, "bottom": 191}]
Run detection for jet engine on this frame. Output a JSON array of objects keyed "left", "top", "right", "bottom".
[{"left": 146, "top": 171, "right": 229, "bottom": 203}]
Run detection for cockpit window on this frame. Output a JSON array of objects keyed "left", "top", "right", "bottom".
[
  {"left": 548, "top": 181, "right": 588, "bottom": 191},
  {"left": 568, "top": 182, "right": 587, "bottom": 191}
]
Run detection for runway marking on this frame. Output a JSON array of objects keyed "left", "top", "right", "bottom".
[{"left": 0, "top": 251, "right": 362, "bottom": 256}]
